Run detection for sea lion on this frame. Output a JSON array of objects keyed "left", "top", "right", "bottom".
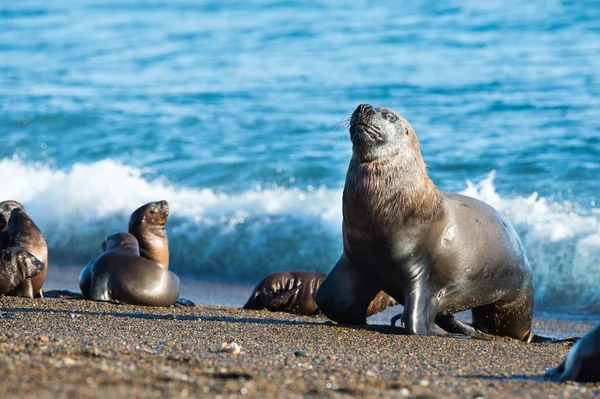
[
  {"left": 546, "top": 323, "right": 600, "bottom": 382},
  {"left": 128, "top": 200, "right": 169, "bottom": 269},
  {"left": 0, "top": 200, "right": 24, "bottom": 249},
  {"left": 315, "top": 104, "right": 538, "bottom": 341},
  {"left": 79, "top": 233, "right": 180, "bottom": 307},
  {"left": 0, "top": 248, "right": 45, "bottom": 296},
  {"left": 5, "top": 208, "right": 47, "bottom": 298},
  {"left": 243, "top": 271, "right": 398, "bottom": 316}
]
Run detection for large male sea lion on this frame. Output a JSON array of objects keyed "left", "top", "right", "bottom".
[
  {"left": 0, "top": 248, "right": 45, "bottom": 296},
  {"left": 128, "top": 200, "right": 169, "bottom": 269},
  {"left": 546, "top": 323, "right": 600, "bottom": 382},
  {"left": 243, "top": 271, "right": 398, "bottom": 316},
  {"left": 79, "top": 233, "right": 180, "bottom": 307},
  {"left": 315, "top": 104, "right": 539, "bottom": 341},
  {"left": 5, "top": 208, "right": 48, "bottom": 298}
]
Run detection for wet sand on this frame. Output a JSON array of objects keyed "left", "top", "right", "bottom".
[{"left": 1, "top": 291, "right": 599, "bottom": 399}]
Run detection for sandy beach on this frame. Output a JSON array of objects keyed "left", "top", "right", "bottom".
[{"left": 1, "top": 291, "right": 598, "bottom": 399}]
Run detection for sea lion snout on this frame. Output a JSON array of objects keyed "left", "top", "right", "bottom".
[{"left": 350, "top": 104, "right": 382, "bottom": 144}]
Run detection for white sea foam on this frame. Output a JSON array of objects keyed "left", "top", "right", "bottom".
[{"left": 1, "top": 159, "right": 599, "bottom": 312}]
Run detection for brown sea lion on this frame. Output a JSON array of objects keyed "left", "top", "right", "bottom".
[
  {"left": 0, "top": 200, "right": 25, "bottom": 249},
  {"left": 315, "top": 104, "right": 540, "bottom": 341},
  {"left": 128, "top": 200, "right": 169, "bottom": 269},
  {"left": 243, "top": 271, "right": 397, "bottom": 316},
  {"left": 5, "top": 208, "right": 47, "bottom": 298},
  {"left": 546, "top": 323, "right": 600, "bottom": 382},
  {"left": 0, "top": 248, "right": 45, "bottom": 296},
  {"left": 79, "top": 233, "right": 180, "bottom": 307}
]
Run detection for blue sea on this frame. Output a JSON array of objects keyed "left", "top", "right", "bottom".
[{"left": 1, "top": 1, "right": 599, "bottom": 315}]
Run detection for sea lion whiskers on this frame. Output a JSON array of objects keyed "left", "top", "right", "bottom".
[{"left": 330, "top": 115, "right": 352, "bottom": 140}]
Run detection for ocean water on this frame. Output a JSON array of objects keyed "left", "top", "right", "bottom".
[{"left": 1, "top": 1, "right": 599, "bottom": 314}]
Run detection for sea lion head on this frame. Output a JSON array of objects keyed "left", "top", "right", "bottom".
[
  {"left": 349, "top": 104, "right": 421, "bottom": 163},
  {"left": 103, "top": 232, "right": 140, "bottom": 253},
  {"left": 0, "top": 200, "right": 25, "bottom": 230},
  {"left": 20, "top": 250, "right": 45, "bottom": 279},
  {"left": 12, "top": 249, "right": 45, "bottom": 280},
  {"left": 129, "top": 200, "right": 169, "bottom": 229}
]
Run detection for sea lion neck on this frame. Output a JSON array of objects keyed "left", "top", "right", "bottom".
[{"left": 343, "top": 154, "right": 444, "bottom": 237}]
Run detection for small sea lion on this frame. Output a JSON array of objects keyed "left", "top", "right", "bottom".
[
  {"left": 128, "top": 200, "right": 169, "bottom": 269},
  {"left": 6, "top": 208, "right": 47, "bottom": 298},
  {"left": 546, "top": 323, "right": 600, "bottom": 382},
  {"left": 79, "top": 233, "right": 180, "bottom": 307},
  {"left": 0, "top": 248, "right": 45, "bottom": 296},
  {"left": 315, "top": 104, "right": 540, "bottom": 341},
  {"left": 244, "top": 271, "right": 397, "bottom": 316}
]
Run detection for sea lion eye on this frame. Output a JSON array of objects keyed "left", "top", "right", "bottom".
[{"left": 382, "top": 111, "right": 397, "bottom": 123}]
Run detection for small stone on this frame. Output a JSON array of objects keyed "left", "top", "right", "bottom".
[
  {"left": 63, "top": 357, "right": 77, "bottom": 366},
  {"left": 220, "top": 342, "right": 241, "bottom": 354},
  {"left": 400, "top": 388, "right": 410, "bottom": 396},
  {"left": 294, "top": 350, "right": 310, "bottom": 358},
  {"left": 418, "top": 379, "right": 430, "bottom": 387},
  {"left": 69, "top": 313, "right": 79, "bottom": 319},
  {"left": 39, "top": 335, "right": 50, "bottom": 343}
]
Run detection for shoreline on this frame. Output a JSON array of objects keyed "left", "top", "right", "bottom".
[{"left": 1, "top": 292, "right": 599, "bottom": 398}]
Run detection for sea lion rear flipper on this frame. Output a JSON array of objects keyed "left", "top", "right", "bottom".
[
  {"left": 434, "top": 315, "right": 490, "bottom": 340},
  {"left": 528, "top": 334, "right": 580, "bottom": 344},
  {"left": 262, "top": 285, "right": 302, "bottom": 309}
]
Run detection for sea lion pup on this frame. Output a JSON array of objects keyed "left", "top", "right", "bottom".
[
  {"left": 80, "top": 233, "right": 180, "bottom": 307},
  {"left": 0, "top": 200, "right": 25, "bottom": 249},
  {"left": 546, "top": 323, "right": 600, "bottom": 382},
  {"left": 5, "top": 208, "right": 48, "bottom": 298},
  {"left": 243, "top": 271, "right": 398, "bottom": 316},
  {"left": 128, "top": 200, "right": 169, "bottom": 269},
  {"left": 315, "top": 104, "right": 539, "bottom": 341},
  {"left": 0, "top": 248, "right": 45, "bottom": 296}
]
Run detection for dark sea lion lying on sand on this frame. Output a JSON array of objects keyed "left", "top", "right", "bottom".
[
  {"left": 316, "top": 104, "right": 550, "bottom": 342},
  {"left": 79, "top": 200, "right": 179, "bottom": 307},
  {"left": 244, "top": 271, "right": 397, "bottom": 317},
  {"left": 79, "top": 232, "right": 180, "bottom": 307}
]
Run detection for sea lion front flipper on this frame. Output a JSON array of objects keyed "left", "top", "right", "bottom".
[
  {"left": 262, "top": 285, "right": 302, "bottom": 308},
  {"left": 545, "top": 360, "right": 566, "bottom": 380},
  {"left": 7, "top": 279, "right": 34, "bottom": 298}
]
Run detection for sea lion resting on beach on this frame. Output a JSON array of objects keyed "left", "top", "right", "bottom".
[
  {"left": 79, "top": 232, "right": 180, "bottom": 306},
  {"left": 0, "top": 204, "right": 48, "bottom": 298},
  {"left": 79, "top": 200, "right": 178, "bottom": 306},
  {"left": 0, "top": 247, "right": 45, "bottom": 296},
  {"left": 243, "top": 271, "right": 398, "bottom": 316},
  {"left": 315, "top": 104, "right": 542, "bottom": 342},
  {"left": 546, "top": 323, "right": 600, "bottom": 382}
]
